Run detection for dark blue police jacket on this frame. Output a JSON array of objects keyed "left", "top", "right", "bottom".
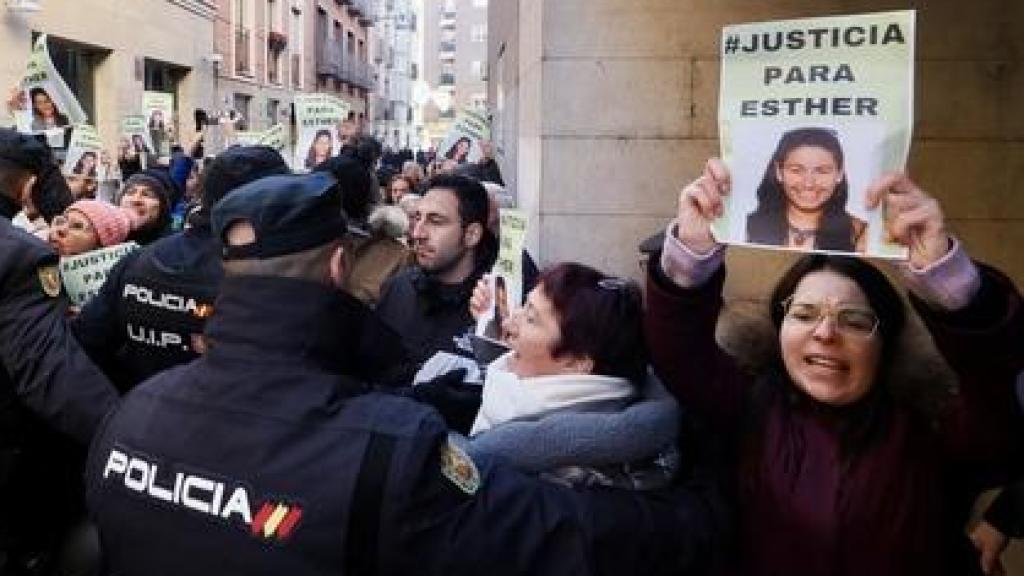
[
  {"left": 1, "top": 206, "right": 117, "bottom": 572},
  {"left": 86, "top": 275, "right": 719, "bottom": 575}
]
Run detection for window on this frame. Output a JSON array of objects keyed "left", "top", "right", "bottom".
[
  {"left": 234, "top": 0, "right": 253, "bottom": 76},
  {"left": 44, "top": 35, "right": 106, "bottom": 123},
  {"left": 290, "top": 5, "right": 303, "bottom": 88},
  {"left": 471, "top": 24, "right": 487, "bottom": 43},
  {"left": 471, "top": 60, "right": 485, "bottom": 81},
  {"left": 472, "top": 0, "right": 487, "bottom": 7},
  {"left": 471, "top": 93, "right": 487, "bottom": 111},
  {"left": 266, "top": 98, "right": 280, "bottom": 125},
  {"left": 233, "top": 93, "right": 252, "bottom": 130}
]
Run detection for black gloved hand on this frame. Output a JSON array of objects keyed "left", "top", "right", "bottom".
[{"left": 411, "top": 368, "right": 482, "bottom": 435}]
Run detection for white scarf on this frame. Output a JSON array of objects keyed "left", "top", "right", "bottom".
[{"left": 470, "top": 353, "right": 636, "bottom": 437}]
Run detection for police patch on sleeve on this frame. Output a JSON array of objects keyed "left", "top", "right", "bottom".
[
  {"left": 37, "top": 264, "right": 61, "bottom": 298},
  {"left": 440, "top": 438, "right": 480, "bottom": 496}
]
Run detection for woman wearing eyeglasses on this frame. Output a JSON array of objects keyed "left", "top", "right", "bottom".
[
  {"left": 48, "top": 200, "right": 135, "bottom": 257},
  {"left": 746, "top": 127, "right": 867, "bottom": 252},
  {"left": 646, "top": 158, "right": 1023, "bottom": 575}
]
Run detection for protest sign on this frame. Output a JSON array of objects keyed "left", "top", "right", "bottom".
[
  {"left": 294, "top": 94, "right": 349, "bottom": 171},
  {"left": 438, "top": 108, "right": 490, "bottom": 165},
  {"left": 143, "top": 91, "right": 175, "bottom": 156},
  {"left": 63, "top": 124, "right": 103, "bottom": 178},
  {"left": 714, "top": 10, "right": 914, "bottom": 258},
  {"left": 235, "top": 123, "right": 289, "bottom": 154},
  {"left": 475, "top": 209, "right": 526, "bottom": 343},
  {"left": 121, "top": 115, "right": 154, "bottom": 158},
  {"left": 15, "top": 34, "right": 87, "bottom": 147},
  {"left": 60, "top": 242, "right": 139, "bottom": 307}
]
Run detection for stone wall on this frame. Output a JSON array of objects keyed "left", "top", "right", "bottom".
[{"left": 493, "top": 0, "right": 1024, "bottom": 302}]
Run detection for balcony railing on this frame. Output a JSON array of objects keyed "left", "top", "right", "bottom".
[
  {"left": 315, "top": 41, "right": 376, "bottom": 91},
  {"left": 234, "top": 27, "right": 252, "bottom": 76},
  {"left": 438, "top": 73, "right": 455, "bottom": 86}
]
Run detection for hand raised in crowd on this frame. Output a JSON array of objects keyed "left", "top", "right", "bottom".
[
  {"left": 5, "top": 85, "right": 27, "bottom": 114},
  {"left": 865, "top": 173, "right": 949, "bottom": 268},
  {"left": 970, "top": 520, "right": 1009, "bottom": 576},
  {"left": 469, "top": 276, "right": 494, "bottom": 321},
  {"left": 675, "top": 157, "right": 730, "bottom": 255}
]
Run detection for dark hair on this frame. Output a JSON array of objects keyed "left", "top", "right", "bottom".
[
  {"left": 305, "top": 129, "right": 334, "bottom": 169},
  {"left": 386, "top": 174, "right": 414, "bottom": 204},
  {"left": 762, "top": 255, "right": 907, "bottom": 462},
  {"left": 72, "top": 151, "right": 98, "bottom": 177},
  {"left": 131, "top": 134, "right": 151, "bottom": 155},
  {"left": 29, "top": 87, "right": 69, "bottom": 126},
  {"left": 746, "top": 127, "right": 856, "bottom": 251},
  {"left": 539, "top": 263, "right": 648, "bottom": 384},
  {"left": 424, "top": 173, "right": 489, "bottom": 230},
  {"left": 445, "top": 136, "right": 473, "bottom": 162}
]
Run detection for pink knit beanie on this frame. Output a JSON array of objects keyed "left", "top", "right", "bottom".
[{"left": 67, "top": 200, "right": 135, "bottom": 247}]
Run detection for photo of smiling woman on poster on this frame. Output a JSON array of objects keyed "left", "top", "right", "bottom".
[
  {"left": 746, "top": 127, "right": 866, "bottom": 253},
  {"left": 29, "top": 86, "right": 70, "bottom": 131}
]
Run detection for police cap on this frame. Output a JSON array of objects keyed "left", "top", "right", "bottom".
[
  {"left": 0, "top": 128, "right": 50, "bottom": 173},
  {"left": 212, "top": 171, "right": 347, "bottom": 261}
]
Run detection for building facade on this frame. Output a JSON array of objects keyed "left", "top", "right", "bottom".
[
  {"left": 371, "top": 0, "right": 420, "bottom": 151},
  {"left": 422, "top": 0, "right": 488, "bottom": 147},
  {"left": 0, "top": 0, "right": 217, "bottom": 152},
  {"left": 214, "top": 0, "right": 376, "bottom": 135},
  {"left": 489, "top": 0, "right": 1024, "bottom": 300}
]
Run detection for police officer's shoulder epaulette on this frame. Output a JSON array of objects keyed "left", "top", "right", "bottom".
[{"left": 439, "top": 434, "right": 480, "bottom": 496}]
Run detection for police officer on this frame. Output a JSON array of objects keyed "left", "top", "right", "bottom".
[
  {"left": 0, "top": 128, "right": 117, "bottom": 574},
  {"left": 85, "top": 171, "right": 720, "bottom": 575},
  {"left": 72, "top": 146, "right": 291, "bottom": 391},
  {"left": 73, "top": 147, "right": 406, "bottom": 392}
]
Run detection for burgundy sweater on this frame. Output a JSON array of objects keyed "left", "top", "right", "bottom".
[{"left": 645, "top": 262, "right": 1023, "bottom": 576}]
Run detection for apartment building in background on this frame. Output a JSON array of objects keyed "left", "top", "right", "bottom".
[
  {"left": 371, "top": 0, "right": 420, "bottom": 150},
  {"left": 421, "top": 0, "right": 488, "bottom": 147},
  {"left": 214, "top": 0, "right": 376, "bottom": 134}
]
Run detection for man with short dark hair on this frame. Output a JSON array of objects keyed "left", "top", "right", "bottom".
[
  {"left": 84, "top": 170, "right": 721, "bottom": 575},
  {"left": 375, "top": 173, "right": 498, "bottom": 364}
]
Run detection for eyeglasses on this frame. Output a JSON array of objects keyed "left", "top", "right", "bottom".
[
  {"left": 780, "top": 296, "right": 880, "bottom": 339},
  {"left": 51, "top": 215, "right": 94, "bottom": 235}
]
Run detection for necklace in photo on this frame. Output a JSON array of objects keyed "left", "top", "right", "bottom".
[{"left": 788, "top": 224, "right": 817, "bottom": 245}]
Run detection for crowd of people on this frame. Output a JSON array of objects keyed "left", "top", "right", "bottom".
[{"left": 0, "top": 113, "right": 1021, "bottom": 576}]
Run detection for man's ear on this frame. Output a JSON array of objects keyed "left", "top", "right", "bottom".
[
  {"left": 463, "top": 221, "right": 484, "bottom": 248},
  {"left": 329, "top": 244, "right": 347, "bottom": 289},
  {"left": 17, "top": 175, "right": 37, "bottom": 206}
]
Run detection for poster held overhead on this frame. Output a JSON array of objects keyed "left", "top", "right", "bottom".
[
  {"left": 438, "top": 108, "right": 490, "bottom": 165},
  {"left": 142, "top": 91, "right": 175, "bottom": 157},
  {"left": 121, "top": 115, "right": 154, "bottom": 168},
  {"left": 715, "top": 10, "right": 915, "bottom": 259},
  {"left": 15, "top": 34, "right": 88, "bottom": 149},
  {"left": 293, "top": 94, "right": 349, "bottom": 171},
  {"left": 64, "top": 124, "right": 103, "bottom": 178}
]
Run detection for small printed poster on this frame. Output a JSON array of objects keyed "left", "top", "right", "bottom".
[
  {"left": 142, "top": 91, "right": 175, "bottom": 157},
  {"left": 475, "top": 209, "right": 527, "bottom": 342},
  {"left": 63, "top": 124, "right": 103, "bottom": 178},
  {"left": 60, "top": 242, "right": 139, "bottom": 307},
  {"left": 121, "top": 115, "right": 154, "bottom": 157},
  {"left": 438, "top": 108, "right": 491, "bottom": 165},
  {"left": 715, "top": 10, "right": 915, "bottom": 258},
  {"left": 294, "top": 94, "right": 350, "bottom": 171}
]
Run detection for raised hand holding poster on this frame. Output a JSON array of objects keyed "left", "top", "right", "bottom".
[{"left": 715, "top": 11, "right": 915, "bottom": 258}]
